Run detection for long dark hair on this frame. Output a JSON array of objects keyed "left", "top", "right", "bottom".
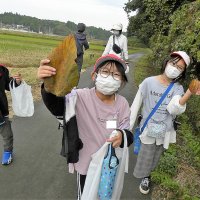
[{"left": 161, "top": 56, "right": 186, "bottom": 82}]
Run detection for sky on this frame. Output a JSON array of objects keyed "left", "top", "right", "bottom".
[{"left": 1, "top": 0, "right": 131, "bottom": 31}]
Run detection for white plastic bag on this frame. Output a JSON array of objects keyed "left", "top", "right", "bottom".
[
  {"left": 9, "top": 80, "right": 34, "bottom": 117},
  {"left": 81, "top": 131, "right": 128, "bottom": 200}
]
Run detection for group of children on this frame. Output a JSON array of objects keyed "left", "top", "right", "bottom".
[
  {"left": 38, "top": 44, "right": 200, "bottom": 198},
  {"left": 1, "top": 22, "right": 200, "bottom": 199}
]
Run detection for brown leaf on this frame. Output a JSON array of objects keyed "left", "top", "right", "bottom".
[
  {"left": 189, "top": 79, "right": 200, "bottom": 94},
  {"left": 44, "top": 34, "right": 79, "bottom": 96}
]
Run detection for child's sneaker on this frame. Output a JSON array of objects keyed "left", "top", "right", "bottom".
[
  {"left": 1, "top": 151, "right": 13, "bottom": 165},
  {"left": 139, "top": 176, "right": 151, "bottom": 194}
]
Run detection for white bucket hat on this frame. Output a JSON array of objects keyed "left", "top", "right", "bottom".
[
  {"left": 111, "top": 23, "right": 123, "bottom": 31},
  {"left": 170, "top": 51, "right": 190, "bottom": 67}
]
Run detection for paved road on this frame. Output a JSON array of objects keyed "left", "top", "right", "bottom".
[{"left": 0, "top": 53, "right": 151, "bottom": 200}]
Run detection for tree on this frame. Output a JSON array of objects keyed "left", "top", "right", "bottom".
[
  {"left": 0, "top": 12, "right": 111, "bottom": 40},
  {"left": 124, "top": 0, "right": 196, "bottom": 45}
]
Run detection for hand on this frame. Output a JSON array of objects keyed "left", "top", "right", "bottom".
[
  {"left": 189, "top": 79, "right": 200, "bottom": 95},
  {"left": 107, "top": 130, "right": 122, "bottom": 148},
  {"left": 37, "top": 59, "right": 56, "bottom": 80},
  {"left": 13, "top": 73, "right": 22, "bottom": 85}
]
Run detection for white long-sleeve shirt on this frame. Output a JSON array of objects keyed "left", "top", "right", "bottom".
[
  {"left": 102, "top": 34, "right": 128, "bottom": 60},
  {"left": 130, "top": 77, "right": 186, "bottom": 149}
]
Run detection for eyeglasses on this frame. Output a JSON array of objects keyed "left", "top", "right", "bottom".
[
  {"left": 169, "top": 61, "right": 185, "bottom": 72},
  {"left": 99, "top": 68, "right": 122, "bottom": 81}
]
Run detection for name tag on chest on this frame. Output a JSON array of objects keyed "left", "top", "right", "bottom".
[{"left": 106, "top": 120, "right": 117, "bottom": 129}]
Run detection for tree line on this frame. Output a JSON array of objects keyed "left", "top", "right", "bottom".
[
  {"left": 125, "top": 0, "right": 200, "bottom": 130},
  {"left": 124, "top": 0, "right": 199, "bottom": 79},
  {"left": 0, "top": 12, "right": 111, "bottom": 40}
]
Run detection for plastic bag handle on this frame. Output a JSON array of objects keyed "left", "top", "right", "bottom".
[{"left": 108, "top": 144, "right": 119, "bottom": 169}]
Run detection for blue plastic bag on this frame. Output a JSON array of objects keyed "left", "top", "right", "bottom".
[
  {"left": 133, "top": 127, "right": 141, "bottom": 155},
  {"left": 98, "top": 144, "right": 119, "bottom": 200}
]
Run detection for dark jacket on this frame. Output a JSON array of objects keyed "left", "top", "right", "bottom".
[
  {"left": 75, "top": 32, "right": 89, "bottom": 56},
  {"left": 41, "top": 85, "right": 133, "bottom": 163},
  {"left": 74, "top": 32, "right": 89, "bottom": 72},
  {"left": 41, "top": 84, "right": 83, "bottom": 163},
  {"left": 0, "top": 65, "right": 12, "bottom": 116}
]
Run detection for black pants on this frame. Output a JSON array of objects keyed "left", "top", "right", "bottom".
[
  {"left": 76, "top": 54, "right": 84, "bottom": 72},
  {"left": 77, "top": 173, "right": 86, "bottom": 200}
]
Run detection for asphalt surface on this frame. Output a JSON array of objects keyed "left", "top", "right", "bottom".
[{"left": 0, "top": 53, "right": 152, "bottom": 200}]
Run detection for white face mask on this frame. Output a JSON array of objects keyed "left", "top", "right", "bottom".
[
  {"left": 113, "top": 30, "right": 120, "bottom": 36},
  {"left": 95, "top": 74, "right": 121, "bottom": 95},
  {"left": 165, "top": 63, "right": 182, "bottom": 79}
]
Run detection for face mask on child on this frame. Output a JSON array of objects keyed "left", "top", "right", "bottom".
[
  {"left": 165, "top": 63, "right": 182, "bottom": 79},
  {"left": 95, "top": 74, "right": 121, "bottom": 95},
  {"left": 113, "top": 30, "right": 120, "bottom": 36}
]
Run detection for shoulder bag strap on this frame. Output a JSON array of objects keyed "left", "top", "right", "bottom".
[{"left": 141, "top": 82, "right": 174, "bottom": 132}]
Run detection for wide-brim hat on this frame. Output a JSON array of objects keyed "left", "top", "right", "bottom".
[
  {"left": 93, "top": 54, "right": 128, "bottom": 73},
  {"left": 170, "top": 51, "right": 190, "bottom": 67}
]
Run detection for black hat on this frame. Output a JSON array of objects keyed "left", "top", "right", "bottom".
[{"left": 77, "top": 23, "right": 86, "bottom": 32}]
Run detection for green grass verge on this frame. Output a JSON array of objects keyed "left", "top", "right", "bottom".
[{"left": 0, "top": 31, "right": 104, "bottom": 68}]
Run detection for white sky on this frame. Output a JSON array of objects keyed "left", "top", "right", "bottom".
[{"left": 1, "top": 0, "right": 130, "bottom": 31}]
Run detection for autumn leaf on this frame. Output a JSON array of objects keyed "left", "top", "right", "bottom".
[{"left": 44, "top": 34, "right": 79, "bottom": 96}]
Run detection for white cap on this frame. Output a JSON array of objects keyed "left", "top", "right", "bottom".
[
  {"left": 170, "top": 51, "right": 190, "bottom": 67},
  {"left": 111, "top": 23, "right": 123, "bottom": 31}
]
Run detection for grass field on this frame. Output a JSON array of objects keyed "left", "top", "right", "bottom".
[
  {"left": 0, "top": 30, "right": 147, "bottom": 86},
  {"left": 0, "top": 30, "right": 105, "bottom": 85},
  {"left": 0, "top": 31, "right": 61, "bottom": 68},
  {"left": 0, "top": 30, "right": 105, "bottom": 116},
  {"left": 0, "top": 30, "right": 147, "bottom": 115},
  {"left": 0, "top": 30, "right": 106, "bottom": 69}
]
